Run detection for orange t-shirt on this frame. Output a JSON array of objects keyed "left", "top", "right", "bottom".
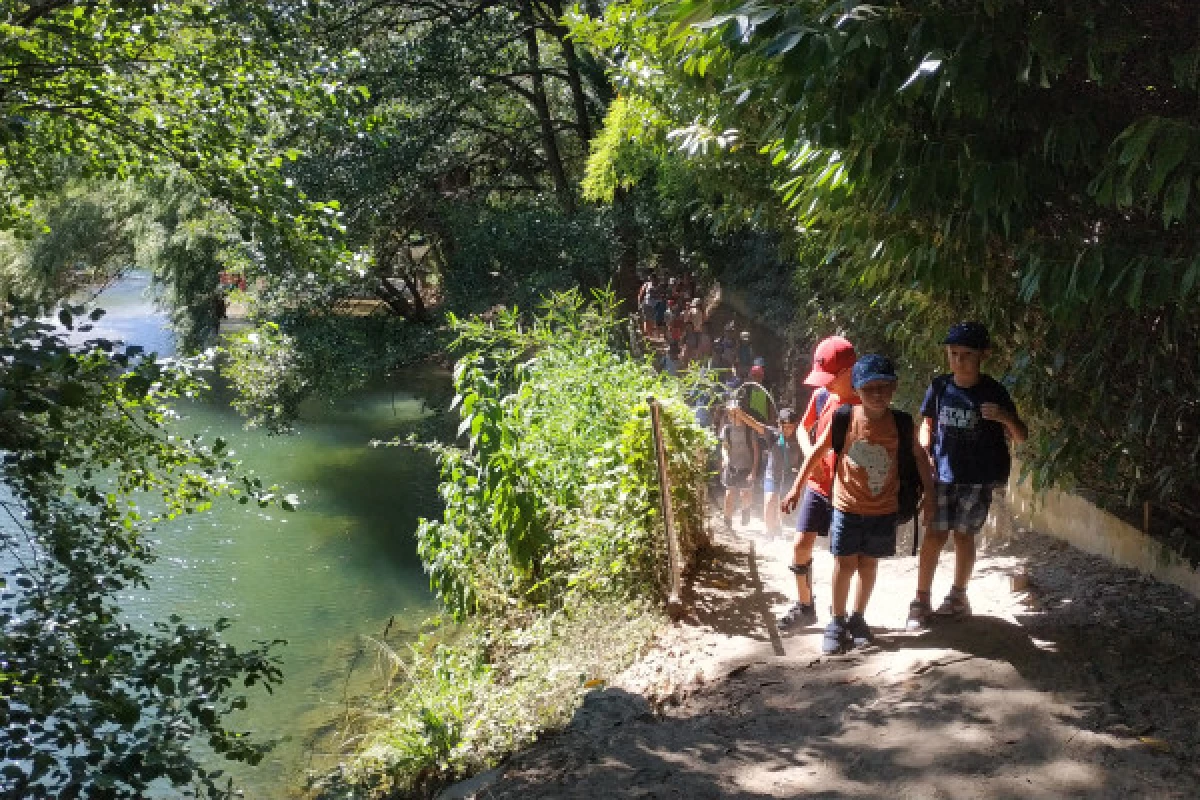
[
  {"left": 832, "top": 407, "right": 900, "bottom": 516},
  {"left": 801, "top": 389, "right": 861, "bottom": 497}
]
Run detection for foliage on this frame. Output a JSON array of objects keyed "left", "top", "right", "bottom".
[
  {"left": 312, "top": 599, "right": 661, "bottom": 799},
  {"left": 221, "top": 313, "right": 452, "bottom": 433},
  {"left": 415, "top": 289, "right": 714, "bottom": 619},
  {"left": 0, "top": 308, "right": 291, "bottom": 798},
  {"left": 440, "top": 201, "right": 617, "bottom": 313},
  {"left": 578, "top": 0, "right": 1200, "bottom": 533}
]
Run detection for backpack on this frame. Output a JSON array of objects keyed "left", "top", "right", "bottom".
[{"left": 830, "top": 405, "right": 924, "bottom": 549}]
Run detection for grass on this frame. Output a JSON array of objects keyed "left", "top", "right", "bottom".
[{"left": 311, "top": 598, "right": 664, "bottom": 798}]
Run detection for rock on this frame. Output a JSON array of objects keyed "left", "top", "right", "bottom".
[{"left": 436, "top": 768, "right": 504, "bottom": 800}]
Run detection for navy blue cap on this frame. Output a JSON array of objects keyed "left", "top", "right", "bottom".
[
  {"left": 944, "top": 321, "right": 990, "bottom": 350},
  {"left": 852, "top": 354, "right": 898, "bottom": 390}
]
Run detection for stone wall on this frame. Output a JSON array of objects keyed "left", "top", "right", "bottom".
[{"left": 998, "top": 465, "right": 1200, "bottom": 600}]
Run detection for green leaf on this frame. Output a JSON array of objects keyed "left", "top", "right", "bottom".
[{"left": 1162, "top": 174, "right": 1191, "bottom": 227}]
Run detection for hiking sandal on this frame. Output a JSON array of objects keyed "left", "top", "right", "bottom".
[
  {"left": 821, "top": 618, "right": 852, "bottom": 655},
  {"left": 847, "top": 612, "right": 874, "bottom": 648},
  {"left": 934, "top": 588, "right": 972, "bottom": 618},
  {"left": 906, "top": 599, "right": 933, "bottom": 631},
  {"left": 779, "top": 601, "right": 817, "bottom": 629}
]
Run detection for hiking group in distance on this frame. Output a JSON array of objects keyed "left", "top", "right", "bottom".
[{"left": 640, "top": 279, "right": 1029, "bottom": 656}]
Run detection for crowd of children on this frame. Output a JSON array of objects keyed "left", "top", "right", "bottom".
[
  {"left": 646, "top": 296, "right": 1028, "bottom": 656},
  {"left": 772, "top": 324, "right": 1026, "bottom": 654}
]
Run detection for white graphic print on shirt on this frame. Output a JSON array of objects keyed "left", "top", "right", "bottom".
[
  {"left": 846, "top": 439, "right": 891, "bottom": 496},
  {"left": 939, "top": 405, "right": 978, "bottom": 431}
]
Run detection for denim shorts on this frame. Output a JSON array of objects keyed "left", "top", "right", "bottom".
[
  {"left": 932, "top": 483, "right": 993, "bottom": 535},
  {"left": 829, "top": 509, "right": 897, "bottom": 557},
  {"left": 795, "top": 488, "right": 833, "bottom": 536}
]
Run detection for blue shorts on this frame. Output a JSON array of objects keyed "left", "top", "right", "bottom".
[
  {"left": 795, "top": 488, "right": 833, "bottom": 536},
  {"left": 932, "top": 483, "right": 993, "bottom": 535},
  {"left": 829, "top": 509, "right": 897, "bottom": 557}
]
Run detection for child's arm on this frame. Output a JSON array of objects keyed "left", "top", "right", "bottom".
[
  {"left": 981, "top": 403, "right": 1028, "bottom": 444},
  {"left": 912, "top": 433, "right": 936, "bottom": 525},
  {"left": 919, "top": 416, "right": 936, "bottom": 469},
  {"left": 782, "top": 425, "right": 833, "bottom": 513},
  {"left": 727, "top": 405, "right": 767, "bottom": 436}
]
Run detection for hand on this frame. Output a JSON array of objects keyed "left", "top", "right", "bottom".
[
  {"left": 920, "top": 494, "right": 935, "bottom": 526},
  {"left": 980, "top": 403, "right": 1011, "bottom": 425},
  {"left": 781, "top": 487, "right": 800, "bottom": 514}
]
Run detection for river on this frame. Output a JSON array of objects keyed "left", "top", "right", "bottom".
[{"left": 85, "top": 273, "right": 444, "bottom": 796}]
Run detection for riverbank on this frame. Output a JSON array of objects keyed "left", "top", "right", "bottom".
[{"left": 449, "top": 510, "right": 1200, "bottom": 798}]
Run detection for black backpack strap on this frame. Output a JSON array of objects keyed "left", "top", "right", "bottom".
[
  {"left": 892, "top": 409, "right": 920, "bottom": 556},
  {"left": 830, "top": 404, "right": 854, "bottom": 454},
  {"left": 893, "top": 409, "right": 914, "bottom": 457}
]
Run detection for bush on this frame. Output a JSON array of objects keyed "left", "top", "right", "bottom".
[
  {"left": 317, "top": 290, "right": 712, "bottom": 797},
  {"left": 417, "top": 289, "right": 714, "bottom": 617}
]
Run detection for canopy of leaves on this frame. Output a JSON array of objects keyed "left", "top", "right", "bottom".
[{"left": 582, "top": 0, "right": 1200, "bottom": 531}]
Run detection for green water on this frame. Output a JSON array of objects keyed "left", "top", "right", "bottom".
[{"left": 87, "top": 274, "right": 445, "bottom": 796}]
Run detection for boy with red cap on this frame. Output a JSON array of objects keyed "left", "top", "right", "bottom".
[
  {"left": 777, "top": 335, "right": 859, "bottom": 627},
  {"left": 906, "top": 322, "right": 1028, "bottom": 629}
]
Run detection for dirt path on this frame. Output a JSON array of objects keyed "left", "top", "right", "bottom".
[{"left": 443, "top": 503, "right": 1200, "bottom": 799}]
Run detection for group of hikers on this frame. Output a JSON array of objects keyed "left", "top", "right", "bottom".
[
  {"left": 729, "top": 325, "right": 1026, "bottom": 654},
  {"left": 642, "top": 289, "right": 1029, "bottom": 655},
  {"left": 638, "top": 274, "right": 760, "bottom": 375}
]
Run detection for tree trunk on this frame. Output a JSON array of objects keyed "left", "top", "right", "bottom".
[
  {"left": 376, "top": 277, "right": 415, "bottom": 319},
  {"left": 520, "top": 0, "right": 574, "bottom": 214},
  {"left": 542, "top": 0, "right": 592, "bottom": 143},
  {"left": 401, "top": 273, "right": 431, "bottom": 322},
  {"left": 613, "top": 186, "right": 639, "bottom": 312}
]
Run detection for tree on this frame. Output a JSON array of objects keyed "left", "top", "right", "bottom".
[{"left": 0, "top": 309, "right": 291, "bottom": 798}]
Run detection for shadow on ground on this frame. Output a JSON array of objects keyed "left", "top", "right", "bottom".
[{"left": 470, "top": 532, "right": 1200, "bottom": 799}]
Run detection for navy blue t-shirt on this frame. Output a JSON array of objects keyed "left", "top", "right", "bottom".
[{"left": 920, "top": 374, "right": 1018, "bottom": 485}]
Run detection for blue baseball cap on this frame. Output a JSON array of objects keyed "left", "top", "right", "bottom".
[
  {"left": 944, "top": 321, "right": 990, "bottom": 350},
  {"left": 852, "top": 354, "right": 898, "bottom": 389}
]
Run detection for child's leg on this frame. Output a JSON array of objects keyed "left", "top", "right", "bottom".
[
  {"left": 917, "top": 530, "right": 949, "bottom": 595},
  {"left": 790, "top": 531, "right": 816, "bottom": 604},
  {"left": 723, "top": 480, "right": 735, "bottom": 523},
  {"left": 853, "top": 556, "right": 878, "bottom": 614},
  {"left": 952, "top": 530, "right": 977, "bottom": 589},
  {"left": 830, "top": 555, "right": 859, "bottom": 617},
  {"left": 764, "top": 491, "right": 781, "bottom": 534}
]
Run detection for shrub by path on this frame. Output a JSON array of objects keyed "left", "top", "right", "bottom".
[{"left": 441, "top": 508, "right": 1200, "bottom": 799}]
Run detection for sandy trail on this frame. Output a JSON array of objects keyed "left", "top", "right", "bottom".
[{"left": 443, "top": 501, "right": 1200, "bottom": 799}]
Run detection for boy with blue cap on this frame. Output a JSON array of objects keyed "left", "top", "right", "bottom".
[
  {"left": 906, "top": 322, "right": 1028, "bottom": 630},
  {"left": 791, "top": 355, "right": 935, "bottom": 654}
]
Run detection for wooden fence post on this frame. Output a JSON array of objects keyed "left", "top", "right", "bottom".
[{"left": 647, "top": 397, "right": 683, "bottom": 616}]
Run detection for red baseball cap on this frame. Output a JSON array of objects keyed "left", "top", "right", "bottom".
[{"left": 804, "top": 336, "right": 857, "bottom": 387}]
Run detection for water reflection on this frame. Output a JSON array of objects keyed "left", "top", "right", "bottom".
[{"left": 81, "top": 273, "right": 444, "bottom": 796}]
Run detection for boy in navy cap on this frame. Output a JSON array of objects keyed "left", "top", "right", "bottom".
[
  {"left": 790, "top": 355, "right": 934, "bottom": 654},
  {"left": 906, "top": 322, "right": 1028, "bottom": 629}
]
